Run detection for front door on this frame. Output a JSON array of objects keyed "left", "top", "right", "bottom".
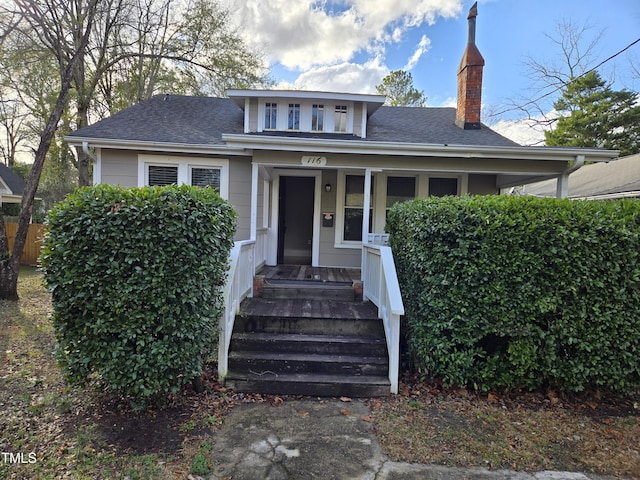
[{"left": 277, "top": 176, "right": 315, "bottom": 264}]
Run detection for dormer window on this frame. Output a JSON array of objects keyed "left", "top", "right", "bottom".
[
  {"left": 288, "top": 103, "right": 300, "bottom": 130},
  {"left": 265, "top": 102, "right": 277, "bottom": 130},
  {"left": 334, "top": 105, "right": 348, "bottom": 132},
  {"left": 312, "top": 104, "right": 324, "bottom": 131}
]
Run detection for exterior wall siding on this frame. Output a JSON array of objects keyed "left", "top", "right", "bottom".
[
  {"left": 468, "top": 174, "right": 499, "bottom": 195},
  {"left": 100, "top": 150, "right": 138, "bottom": 187}
]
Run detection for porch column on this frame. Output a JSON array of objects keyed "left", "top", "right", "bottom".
[
  {"left": 250, "top": 162, "right": 259, "bottom": 240},
  {"left": 556, "top": 173, "right": 569, "bottom": 199},
  {"left": 361, "top": 168, "right": 372, "bottom": 278}
]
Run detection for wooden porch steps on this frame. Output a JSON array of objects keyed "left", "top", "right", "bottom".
[{"left": 224, "top": 297, "right": 391, "bottom": 397}]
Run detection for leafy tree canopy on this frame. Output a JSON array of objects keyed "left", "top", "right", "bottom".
[
  {"left": 545, "top": 70, "right": 640, "bottom": 156},
  {"left": 375, "top": 70, "right": 427, "bottom": 107}
]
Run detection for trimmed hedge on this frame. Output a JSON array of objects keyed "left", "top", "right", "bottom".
[
  {"left": 41, "top": 185, "right": 236, "bottom": 405},
  {"left": 387, "top": 196, "right": 640, "bottom": 394}
]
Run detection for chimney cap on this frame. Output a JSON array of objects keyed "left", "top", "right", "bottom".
[{"left": 468, "top": 2, "right": 478, "bottom": 19}]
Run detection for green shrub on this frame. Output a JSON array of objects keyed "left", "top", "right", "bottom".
[
  {"left": 387, "top": 196, "right": 640, "bottom": 394},
  {"left": 41, "top": 184, "right": 236, "bottom": 405}
]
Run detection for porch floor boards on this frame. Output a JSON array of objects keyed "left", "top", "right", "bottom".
[{"left": 257, "top": 265, "right": 361, "bottom": 284}]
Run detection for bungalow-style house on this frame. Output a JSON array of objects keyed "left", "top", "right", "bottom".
[
  {"left": 521, "top": 153, "right": 640, "bottom": 200},
  {"left": 65, "top": 3, "right": 618, "bottom": 396}
]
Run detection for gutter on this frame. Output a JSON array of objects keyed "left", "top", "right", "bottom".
[{"left": 556, "top": 154, "right": 586, "bottom": 198}]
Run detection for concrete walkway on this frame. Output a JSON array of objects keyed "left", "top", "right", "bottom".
[{"left": 206, "top": 398, "right": 622, "bottom": 480}]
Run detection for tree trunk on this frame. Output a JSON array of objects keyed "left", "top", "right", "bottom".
[{"left": 0, "top": 78, "right": 74, "bottom": 300}]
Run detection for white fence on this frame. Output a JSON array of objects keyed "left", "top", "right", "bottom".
[
  {"left": 362, "top": 243, "right": 404, "bottom": 394},
  {"left": 255, "top": 227, "right": 268, "bottom": 270},
  {"left": 217, "top": 240, "right": 255, "bottom": 381}
]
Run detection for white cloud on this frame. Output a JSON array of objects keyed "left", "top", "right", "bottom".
[
  {"left": 404, "top": 35, "right": 431, "bottom": 71},
  {"left": 490, "top": 113, "right": 558, "bottom": 146},
  {"left": 232, "top": 0, "right": 462, "bottom": 70},
  {"left": 279, "top": 57, "right": 389, "bottom": 93}
]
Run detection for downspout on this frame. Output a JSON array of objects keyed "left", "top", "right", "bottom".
[
  {"left": 556, "top": 154, "right": 585, "bottom": 199},
  {"left": 82, "top": 142, "right": 98, "bottom": 185},
  {"left": 81, "top": 141, "right": 96, "bottom": 162}
]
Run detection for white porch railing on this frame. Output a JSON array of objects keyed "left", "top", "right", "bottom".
[
  {"left": 255, "top": 227, "right": 268, "bottom": 270},
  {"left": 362, "top": 243, "right": 404, "bottom": 394},
  {"left": 218, "top": 240, "right": 255, "bottom": 381}
]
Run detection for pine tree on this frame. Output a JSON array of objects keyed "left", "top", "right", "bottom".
[
  {"left": 376, "top": 70, "right": 427, "bottom": 107},
  {"left": 545, "top": 71, "right": 640, "bottom": 156}
]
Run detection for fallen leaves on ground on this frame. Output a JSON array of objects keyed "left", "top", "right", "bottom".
[{"left": 367, "top": 372, "right": 640, "bottom": 478}]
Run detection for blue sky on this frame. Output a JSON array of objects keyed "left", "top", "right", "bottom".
[{"left": 232, "top": 0, "right": 640, "bottom": 143}]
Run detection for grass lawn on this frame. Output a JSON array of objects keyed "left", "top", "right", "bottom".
[{"left": 1, "top": 268, "right": 639, "bottom": 478}]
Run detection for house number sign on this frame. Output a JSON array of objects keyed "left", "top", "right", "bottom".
[{"left": 301, "top": 155, "right": 327, "bottom": 166}]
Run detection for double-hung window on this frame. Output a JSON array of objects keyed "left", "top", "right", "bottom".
[
  {"left": 311, "top": 104, "right": 324, "bottom": 131},
  {"left": 334, "top": 105, "right": 348, "bottom": 132},
  {"left": 265, "top": 102, "right": 278, "bottom": 130},
  {"left": 386, "top": 176, "right": 416, "bottom": 220},
  {"left": 191, "top": 167, "right": 221, "bottom": 189},
  {"left": 147, "top": 165, "right": 178, "bottom": 186},
  {"left": 288, "top": 103, "right": 300, "bottom": 130},
  {"left": 342, "top": 174, "right": 373, "bottom": 242}
]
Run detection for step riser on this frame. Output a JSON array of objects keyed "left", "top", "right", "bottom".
[
  {"left": 261, "top": 286, "right": 355, "bottom": 301},
  {"left": 230, "top": 338, "right": 387, "bottom": 357},
  {"left": 235, "top": 317, "right": 385, "bottom": 336},
  {"left": 229, "top": 358, "right": 388, "bottom": 376},
  {"left": 225, "top": 378, "right": 390, "bottom": 397}
]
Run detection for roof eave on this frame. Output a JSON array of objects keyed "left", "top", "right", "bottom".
[
  {"left": 64, "top": 136, "right": 247, "bottom": 156},
  {"left": 221, "top": 133, "right": 620, "bottom": 162}
]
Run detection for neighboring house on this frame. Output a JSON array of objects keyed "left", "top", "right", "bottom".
[
  {"left": 521, "top": 153, "right": 640, "bottom": 200},
  {"left": 0, "top": 163, "right": 26, "bottom": 205},
  {"left": 65, "top": 16, "right": 617, "bottom": 268}
]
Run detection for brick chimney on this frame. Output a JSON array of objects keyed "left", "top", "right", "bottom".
[{"left": 455, "top": 2, "right": 485, "bottom": 130}]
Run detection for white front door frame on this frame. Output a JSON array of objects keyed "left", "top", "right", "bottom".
[{"left": 268, "top": 168, "right": 322, "bottom": 266}]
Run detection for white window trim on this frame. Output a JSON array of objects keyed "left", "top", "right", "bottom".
[
  {"left": 257, "top": 100, "right": 354, "bottom": 134},
  {"left": 137, "top": 154, "right": 229, "bottom": 199},
  {"left": 334, "top": 170, "right": 374, "bottom": 249}
]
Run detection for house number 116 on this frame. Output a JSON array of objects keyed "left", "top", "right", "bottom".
[{"left": 301, "top": 156, "right": 327, "bottom": 166}]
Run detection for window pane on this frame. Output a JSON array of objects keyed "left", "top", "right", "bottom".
[
  {"left": 343, "top": 208, "right": 373, "bottom": 241},
  {"left": 386, "top": 176, "right": 416, "bottom": 207},
  {"left": 312, "top": 104, "right": 324, "bottom": 131},
  {"left": 191, "top": 167, "right": 220, "bottom": 188},
  {"left": 265, "top": 102, "right": 277, "bottom": 129},
  {"left": 345, "top": 175, "right": 373, "bottom": 207},
  {"left": 334, "top": 105, "right": 347, "bottom": 132},
  {"left": 429, "top": 178, "right": 458, "bottom": 197},
  {"left": 148, "top": 165, "right": 178, "bottom": 186},
  {"left": 288, "top": 103, "right": 300, "bottom": 130}
]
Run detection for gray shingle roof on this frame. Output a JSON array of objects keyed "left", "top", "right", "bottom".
[
  {"left": 367, "top": 106, "right": 519, "bottom": 147},
  {"left": 524, "top": 153, "right": 640, "bottom": 198},
  {"left": 68, "top": 95, "right": 244, "bottom": 145},
  {"left": 0, "top": 163, "right": 26, "bottom": 196},
  {"left": 68, "top": 94, "right": 520, "bottom": 148}
]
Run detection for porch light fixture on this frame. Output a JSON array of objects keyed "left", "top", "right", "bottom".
[{"left": 325, "top": 183, "right": 332, "bottom": 192}]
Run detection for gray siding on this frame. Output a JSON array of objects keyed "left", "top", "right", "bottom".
[
  {"left": 468, "top": 174, "right": 498, "bottom": 195},
  {"left": 100, "top": 150, "right": 138, "bottom": 187},
  {"left": 229, "top": 157, "right": 252, "bottom": 240}
]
